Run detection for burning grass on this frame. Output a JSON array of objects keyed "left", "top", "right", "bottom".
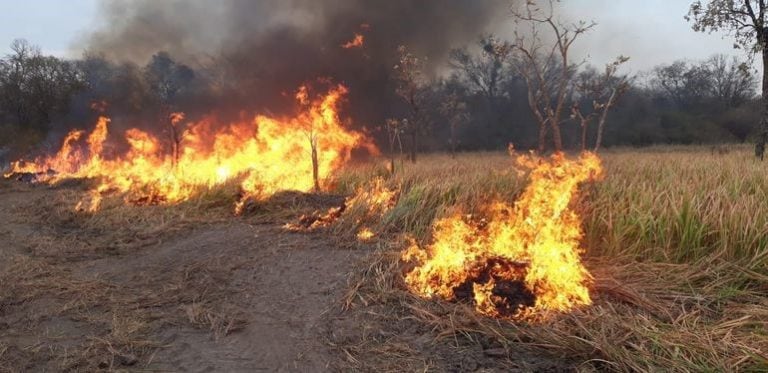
[
  {"left": 331, "top": 145, "right": 768, "bottom": 371},
  {"left": 335, "top": 245, "right": 767, "bottom": 371},
  {"left": 4, "top": 83, "right": 375, "bottom": 214},
  {"left": 2, "top": 145, "right": 768, "bottom": 370}
]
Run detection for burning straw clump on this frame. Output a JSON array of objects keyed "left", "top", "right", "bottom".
[
  {"left": 402, "top": 152, "right": 602, "bottom": 320},
  {"left": 4, "top": 83, "right": 375, "bottom": 213},
  {"left": 284, "top": 176, "right": 398, "bottom": 240}
]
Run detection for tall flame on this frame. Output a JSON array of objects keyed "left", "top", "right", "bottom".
[
  {"left": 5, "top": 84, "right": 375, "bottom": 212},
  {"left": 402, "top": 152, "right": 602, "bottom": 320}
]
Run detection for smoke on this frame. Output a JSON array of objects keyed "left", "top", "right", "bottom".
[{"left": 83, "top": 0, "right": 510, "bottom": 127}]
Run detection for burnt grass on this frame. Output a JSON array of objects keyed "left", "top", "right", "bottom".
[{"left": 452, "top": 258, "right": 536, "bottom": 318}]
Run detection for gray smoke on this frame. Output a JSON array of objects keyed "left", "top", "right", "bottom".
[{"left": 83, "top": 0, "right": 510, "bottom": 125}]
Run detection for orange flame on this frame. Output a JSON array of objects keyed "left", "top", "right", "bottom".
[
  {"left": 284, "top": 176, "right": 396, "bottom": 232},
  {"left": 356, "top": 227, "right": 375, "bottom": 241},
  {"left": 402, "top": 152, "right": 602, "bottom": 320},
  {"left": 345, "top": 176, "right": 397, "bottom": 215},
  {"left": 341, "top": 33, "right": 365, "bottom": 49},
  {"left": 5, "top": 84, "right": 376, "bottom": 212}
]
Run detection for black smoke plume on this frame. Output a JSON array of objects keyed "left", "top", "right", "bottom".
[{"left": 82, "top": 0, "right": 509, "bottom": 131}]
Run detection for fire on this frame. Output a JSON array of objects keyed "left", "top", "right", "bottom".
[
  {"left": 356, "top": 227, "right": 375, "bottom": 241},
  {"left": 341, "top": 33, "right": 365, "bottom": 49},
  {"left": 5, "top": 84, "right": 375, "bottom": 212},
  {"left": 344, "top": 176, "right": 397, "bottom": 215},
  {"left": 284, "top": 176, "right": 397, "bottom": 232},
  {"left": 402, "top": 152, "right": 602, "bottom": 320}
]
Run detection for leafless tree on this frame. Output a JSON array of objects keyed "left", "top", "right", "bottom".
[
  {"left": 449, "top": 35, "right": 509, "bottom": 102},
  {"left": 688, "top": 0, "right": 768, "bottom": 158},
  {"left": 439, "top": 92, "right": 469, "bottom": 158},
  {"left": 144, "top": 52, "right": 194, "bottom": 165},
  {"left": 0, "top": 39, "right": 83, "bottom": 132},
  {"left": 652, "top": 61, "right": 713, "bottom": 109},
  {"left": 168, "top": 112, "right": 185, "bottom": 168},
  {"left": 705, "top": 54, "right": 757, "bottom": 107},
  {"left": 296, "top": 86, "right": 321, "bottom": 192},
  {"left": 393, "top": 45, "right": 429, "bottom": 162},
  {"left": 384, "top": 118, "right": 405, "bottom": 174},
  {"left": 507, "top": 0, "right": 595, "bottom": 153},
  {"left": 572, "top": 56, "right": 631, "bottom": 152}
]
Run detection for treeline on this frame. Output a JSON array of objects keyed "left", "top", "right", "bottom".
[
  {"left": 413, "top": 46, "right": 758, "bottom": 153},
  {"left": 0, "top": 39, "right": 206, "bottom": 160},
  {"left": 0, "top": 38, "right": 760, "bottom": 162}
]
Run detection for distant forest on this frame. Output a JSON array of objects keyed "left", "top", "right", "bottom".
[{"left": 0, "top": 37, "right": 759, "bottom": 161}]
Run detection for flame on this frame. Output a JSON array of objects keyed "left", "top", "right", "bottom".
[
  {"left": 284, "top": 176, "right": 397, "bottom": 232},
  {"left": 5, "top": 84, "right": 376, "bottom": 212},
  {"left": 357, "top": 227, "right": 375, "bottom": 241},
  {"left": 341, "top": 33, "right": 365, "bottom": 49},
  {"left": 402, "top": 152, "right": 602, "bottom": 320},
  {"left": 345, "top": 176, "right": 397, "bottom": 215}
]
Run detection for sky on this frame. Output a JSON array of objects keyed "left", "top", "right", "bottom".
[
  {"left": 0, "top": 0, "right": 99, "bottom": 57},
  {"left": 0, "top": 0, "right": 752, "bottom": 73},
  {"left": 559, "top": 0, "right": 750, "bottom": 73}
]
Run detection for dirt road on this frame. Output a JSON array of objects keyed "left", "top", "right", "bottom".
[{"left": 0, "top": 184, "right": 363, "bottom": 372}]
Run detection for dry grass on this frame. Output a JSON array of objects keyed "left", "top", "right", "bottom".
[
  {"left": 0, "top": 183, "right": 248, "bottom": 371},
  {"left": 0, "top": 252, "right": 248, "bottom": 371},
  {"left": 3, "top": 145, "right": 768, "bottom": 371},
  {"left": 334, "top": 243, "right": 768, "bottom": 371},
  {"left": 330, "top": 145, "right": 768, "bottom": 371}
]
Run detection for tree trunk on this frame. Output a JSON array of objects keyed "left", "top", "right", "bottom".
[
  {"left": 757, "top": 49, "right": 768, "bottom": 160},
  {"left": 388, "top": 133, "right": 396, "bottom": 175},
  {"left": 449, "top": 123, "right": 457, "bottom": 158},
  {"left": 409, "top": 127, "right": 418, "bottom": 163},
  {"left": 311, "top": 138, "right": 320, "bottom": 192},
  {"left": 580, "top": 120, "right": 587, "bottom": 153},
  {"left": 537, "top": 124, "right": 547, "bottom": 154},
  {"left": 170, "top": 123, "right": 180, "bottom": 168},
  {"left": 594, "top": 89, "right": 618, "bottom": 153},
  {"left": 550, "top": 120, "right": 563, "bottom": 152}
]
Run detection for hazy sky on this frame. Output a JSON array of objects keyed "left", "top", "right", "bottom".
[
  {"left": 0, "top": 0, "right": 751, "bottom": 72},
  {"left": 560, "top": 0, "right": 749, "bottom": 73}
]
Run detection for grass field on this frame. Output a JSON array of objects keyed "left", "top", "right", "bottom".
[
  {"left": 2, "top": 145, "right": 767, "bottom": 371},
  {"left": 331, "top": 145, "right": 768, "bottom": 371}
]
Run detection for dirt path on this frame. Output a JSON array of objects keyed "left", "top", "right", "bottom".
[
  {"left": 0, "top": 184, "right": 363, "bottom": 372},
  {"left": 143, "top": 224, "right": 360, "bottom": 372}
]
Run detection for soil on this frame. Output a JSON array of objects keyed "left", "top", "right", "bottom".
[{"left": 0, "top": 183, "right": 363, "bottom": 372}]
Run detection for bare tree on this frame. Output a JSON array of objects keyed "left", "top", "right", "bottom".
[
  {"left": 688, "top": 0, "right": 768, "bottom": 158},
  {"left": 384, "top": 118, "right": 405, "bottom": 174},
  {"left": 295, "top": 86, "right": 321, "bottom": 192},
  {"left": 393, "top": 45, "right": 429, "bottom": 162},
  {"left": 168, "top": 112, "right": 185, "bottom": 167},
  {"left": 0, "top": 39, "right": 83, "bottom": 133},
  {"left": 705, "top": 54, "right": 757, "bottom": 107},
  {"left": 572, "top": 56, "right": 630, "bottom": 152},
  {"left": 508, "top": 0, "right": 595, "bottom": 153},
  {"left": 439, "top": 92, "right": 469, "bottom": 157},
  {"left": 449, "top": 35, "right": 509, "bottom": 102},
  {"left": 144, "top": 52, "right": 195, "bottom": 165},
  {"left": 652, "top": 61, "right": 713, "bottom": 109}
]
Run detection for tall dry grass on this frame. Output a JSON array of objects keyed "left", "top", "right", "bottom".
[
  {"left": 337, "top": 146, "right": 768, "bottom": 270},
  {"left": 332, "top": 145, "right": 768, "bottom": 371}
]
